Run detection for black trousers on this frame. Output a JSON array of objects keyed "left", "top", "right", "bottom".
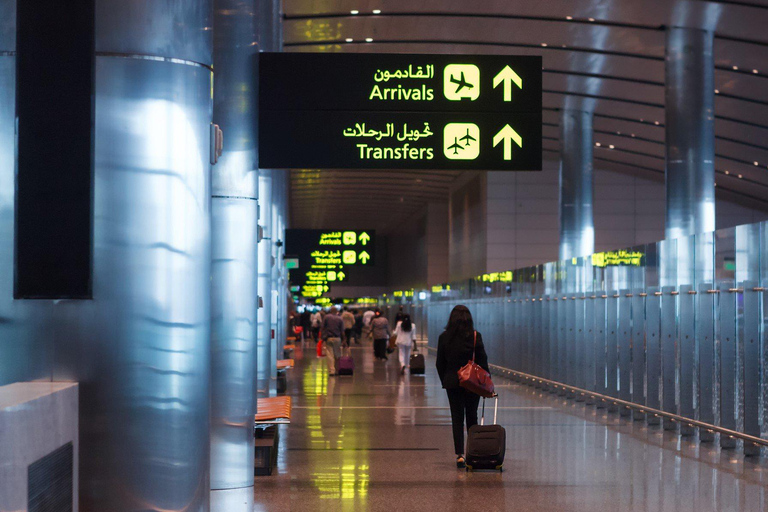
[
  {"left": 373, "top": 338, "right": 388, "bottom": 359},
  {"left": 446, "top": 387, "right": 481, "bottom": 455}
]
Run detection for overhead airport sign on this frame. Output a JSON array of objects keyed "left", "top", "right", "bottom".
[
  {"left": 259, "top": 53, "right": 542, "bottom": 171},
  {"left": 286, "top": 229, "right": 376, "bottom": 297}
]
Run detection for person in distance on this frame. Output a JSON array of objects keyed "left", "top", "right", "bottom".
[
  {"left": 321, "top": 307, "right": 346, "bottom": 376},
  {"left": 436, "top": 305, "right": 489, "bottom": 468},
  {"left": 371, "top": 309, "right": 391, "bottom": 361},
  {"left": 394, "top": 314, "right": 417, "bottom": 374}
]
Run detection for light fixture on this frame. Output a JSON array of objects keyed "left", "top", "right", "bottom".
[
  {"left": 372, "top": 9, "right": 381, "bottom": 14},
  {"left": 754, "top": 69, "right": 759, "bottom": 74},
  {"left": 588, "top": 17, "right": 595, "bottom": 22},
  {"left": 654, "top": 121, "right": 660, "bottom": 125},
  {"left": 365, "top": 37, "right": 373, "bottom": 42},
  {"left": 755, "top": 161, "right": 759, "bottom": 166},
  {"left": 725, "top": 170, "right": 730, "bottom": 175},
  {"left": 608, "top": 144, "right": 615, "bottom": 149},
  {"left": 714, "top": 89, "right": 720, "bottom": 94},
  {"left": 566, "top": 15, "right": 573, "bottom": 20},
  {"left": 345, "top": 38, "right": 353, "bottom": 42},
  {"left": 733, "top": 65, "right": 739, "bottom": 70},
  {"left": 541, "top": 43, "right": 548, "bottom": 47},
  {"left": 595, "top": 142, "right": 601, "bottom": 147},
  {"left": 739, "top": 174, "right": 743, "bottom": 178},
  {"left": 631, "top": 133, "right": 635, "bottom": 137},
  {"left": 350, "top": 10, "right": 359, "bottom": 15}
]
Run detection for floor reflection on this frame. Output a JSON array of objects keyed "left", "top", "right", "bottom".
[{"left": 257, "top": 342, "right": 768, "bottom": 512}]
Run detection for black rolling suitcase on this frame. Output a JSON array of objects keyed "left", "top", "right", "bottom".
[
  {"left": 409, "top": 344, "right": 425, "bottom": 375},
  {"left": 465, "top": 394, "right": 505, "bottom": 471}
]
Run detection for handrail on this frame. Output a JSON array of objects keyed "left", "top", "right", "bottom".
[
  {"left": 424, "top": 346, "right": 767, "bottom": 448},
  {"left": 487, "top": 363, "right": 768, "bottom": 448}
]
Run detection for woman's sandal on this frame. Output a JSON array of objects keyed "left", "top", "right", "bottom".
[{"left": 456, "top": 456, "right": 466, "bottom": 468}]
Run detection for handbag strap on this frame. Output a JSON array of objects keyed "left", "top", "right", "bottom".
[{"left": 472, "top": 331, "right": 477, "bottom": 363}]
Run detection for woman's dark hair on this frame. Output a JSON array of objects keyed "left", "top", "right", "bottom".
[
  {"left": 401, "top": 314, "right": 412, "bottom": 332},
  {"left": 444, "top": 305, "right": 474, "bottom": 339}
]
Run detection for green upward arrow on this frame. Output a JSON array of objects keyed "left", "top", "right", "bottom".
[
  {"left": 359, "top": 251, "right": 371, "bottom": 264},
  {"left": 493, "top": 66, "right": 523, "bottom": 102},
  {"left": 359, "top": 232, "right": 370, "bottom": 245},
  {"left": 338, "top": 271, "right": 346, "bottom": 281},
  {"left": 493, "top": 125, "right": 523, "bottom": 160}
]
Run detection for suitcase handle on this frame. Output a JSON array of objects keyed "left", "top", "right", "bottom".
[{"left": 480, "top": 393, "right": 499, "bottom": 426}]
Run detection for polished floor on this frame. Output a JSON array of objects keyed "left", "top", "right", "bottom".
[{"left": 255, "top": 341, "right": 768, "bottom": 512}]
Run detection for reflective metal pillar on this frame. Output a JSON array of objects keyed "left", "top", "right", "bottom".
[
  {"left": 210, "top": 0, "right": 258, "bottom": 498},
  {"left": 257, "top": 171, "right": 274, "bottom": 394},
  {"left": 665, "top": 27, "right": 715, "bottom": 239},
  {"left": 270, "top": 172, "right": 284, "bottom": 383},
  {"left": 51, "top": 3, "right": 214, "bottom": 510},
  {"left": 559, "top": 110, "right": 594, "bottom": 261},
  {"left": 255, "top": 0, "right": 281, "bottom": 396}
]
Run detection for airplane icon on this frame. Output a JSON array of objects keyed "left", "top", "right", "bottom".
[
  {"left": 444, "top": 123, "right": 480, "bottom": 160},
  {"left": 447, "top": 137, "right": 464, "bottom": 155},
  {"left": 450, "top": 71, "right": 474, "bottom": 94},
  {"left": 443, "top": 64, "right": 480, "bottom": 101},
  {"left": 459, "top": 128, "right": 476, "bottom": 146}
]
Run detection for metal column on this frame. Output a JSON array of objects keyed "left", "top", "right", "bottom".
[
  {"left": 256, "top": 0, "right": 282, "bottom": 396},
  {"left": 665, "top": 27, "right": 715, "bottom": 239},
  {"left": 36, "top": 2, "right": 213, "bottom": 509},
  {"left": 257, "top": 171, "right": 274, "bottom": 394},
  {"left": 210, "top": 0, "right": 258, "bottom": 505},
  {"left": 559, "top": 110, "right": 594, "bottom": 261}
]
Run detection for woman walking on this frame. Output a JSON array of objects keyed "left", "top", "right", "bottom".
[
  {"left": 394, "top": 314, "right": 416, "bottom": 374},
  {"left": 436, "top": 305, "right": 489, "bottom": 468}
]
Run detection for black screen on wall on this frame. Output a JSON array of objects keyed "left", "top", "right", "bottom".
[{"left": 15, "top": 0, "right": 94, "bottom": 299}]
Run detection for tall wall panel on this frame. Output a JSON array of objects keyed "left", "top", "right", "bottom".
[
  {"left": 0, "top": 0, "right": 52, "bottom": 387},
  {"left": 424, "top": 219, "right": 768, "bottom": 451}
]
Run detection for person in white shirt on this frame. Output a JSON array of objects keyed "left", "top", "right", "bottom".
[
  {"left": 394, "top": 314, "right": 417, "bottom": 374},
  {"left": 362, "top": 309, "right": 375, "bottom": 342}
]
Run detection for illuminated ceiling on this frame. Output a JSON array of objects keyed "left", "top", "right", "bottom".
[{"left": 282, "top": 0, "right": 768, "bottom": 230}]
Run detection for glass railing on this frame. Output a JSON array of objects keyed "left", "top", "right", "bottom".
[{"left": 391, "top": 220, "right": 768, "bottom": 453}]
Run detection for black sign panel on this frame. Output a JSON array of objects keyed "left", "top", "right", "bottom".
[
  {"left": 259, "top": 53, "right": 542, "bottom": 171},
  {"left": 286, "top": 229, "right": 376, "bottom": 298}
]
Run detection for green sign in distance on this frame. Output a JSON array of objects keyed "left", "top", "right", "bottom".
[
  {"left": 285, "top": 229, "right": 377, "bottom": 296},
  {"left": 259, "top": 53, "right": 542, "bottom": 171}
]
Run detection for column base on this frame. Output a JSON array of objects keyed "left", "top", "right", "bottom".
[{"left": 211, "top": 486, "right": 254, "bottom": 512}]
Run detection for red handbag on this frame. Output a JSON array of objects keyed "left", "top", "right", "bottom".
[{"left": 457, "top": 331, "right": 495, "bottom": 398}]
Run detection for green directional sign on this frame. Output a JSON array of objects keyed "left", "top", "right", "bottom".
[
  {"left": 285, "top": 229, "right": 378, "bottom": 296},
  {"left": 259, "top": 53, "right": 541, "bottom": 171}
]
